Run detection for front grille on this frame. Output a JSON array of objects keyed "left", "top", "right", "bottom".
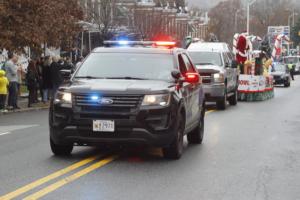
[
  {"left": 73, "top": 94, "right": 143, "bottom": 116},
  {"left": 273, "top": 75, "right": 281, "bottom": 80},
  {"left": 200, "top": 73, "right": 212, "bottom": 84}
]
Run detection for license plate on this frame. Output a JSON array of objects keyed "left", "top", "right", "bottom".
[{"left": 93, "top": 120, "right": 115, "bottom": 132}]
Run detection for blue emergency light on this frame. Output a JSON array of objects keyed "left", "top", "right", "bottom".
[
  {"left": 91, "top": 95, "right": 99, "bottom": 101},
  {"left": 118, "top": 40, "right": 129, "bottom": 45}
]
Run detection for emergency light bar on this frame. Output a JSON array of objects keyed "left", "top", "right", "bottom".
[
  {"left": 104, "top": 40, "right": 153, "bottom": 46},
  {"left": 104, "top": 40, "right": 176, "bottom": 48}
]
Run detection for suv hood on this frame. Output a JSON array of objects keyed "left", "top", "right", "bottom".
[
  {"left": 62, "top": 79, "right": 172, "bottom": 94},
  {"left": 195, "top": 64, "right": 222, "bottom": 74},
  {"left": 270, "top": 71, "right": 285, "bottom": 76}
]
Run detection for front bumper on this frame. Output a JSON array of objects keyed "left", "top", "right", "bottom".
[
  {"left": 202, "top": 83, "right": 225, "bottom": 101},
  {"left": 273, "top": 78, "right": 288, "bottom": 85},
  {"left": 50, "top": 104, "right": 177, "bottom": 147}
]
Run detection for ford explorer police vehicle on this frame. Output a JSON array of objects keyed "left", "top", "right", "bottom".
[{"left": 49, "top": 41, "right": 205, "bottom": 159}]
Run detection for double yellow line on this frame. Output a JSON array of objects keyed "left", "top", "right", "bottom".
[{"left": 0, "top": 155, "right": 117, "bottom": 200}]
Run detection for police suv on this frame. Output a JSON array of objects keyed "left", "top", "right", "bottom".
[{"left": 49, "top": 41, "right": 205, "bottom": 159}]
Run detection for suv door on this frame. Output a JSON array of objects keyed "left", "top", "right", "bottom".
[
  {"left": 227, "top": 52, "right": 238, "bottom": 91},
  {"left": 181, "top": 53, "right": 202, "bottom": 127},
  {"left": 178, "top": 54, "right": 193, "bottom": 128},
  {"left": 223, "top": 52, "right": 234, "bottom": 92}
]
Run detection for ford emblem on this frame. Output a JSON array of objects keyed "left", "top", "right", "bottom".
[{"left": 98, "top": 98, "right": 114, "bottom": 105}]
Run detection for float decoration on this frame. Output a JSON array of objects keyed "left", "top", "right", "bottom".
[
  {"left": 234, "top": 33, "right": 274, "bottom": 101},
  {"left": 271, "top": 34, "right": 289, "bottom": 62}
]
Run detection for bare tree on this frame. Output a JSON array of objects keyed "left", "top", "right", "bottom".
[
  {"left": 251, "top": 0, "right": 292, "bottom": 37},
  {"left": 208, "top": 0, "right": 242, "bottom": 44},
  {"left": 85, "top": 0, "right": 118, "bottom": 43}
]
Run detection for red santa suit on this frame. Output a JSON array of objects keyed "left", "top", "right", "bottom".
[{"left": 236, "top": 33, "right": 249, "bottom": 65}]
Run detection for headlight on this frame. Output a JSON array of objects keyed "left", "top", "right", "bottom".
[
  {"left": 55, "top": 92, "right": 72, "bottom": 104},
  {"left": 142, "top": 94, "right": 170, "bottom": 107},
  {"left": 213, "top": 73, "right": 225, "bottom": 82}
]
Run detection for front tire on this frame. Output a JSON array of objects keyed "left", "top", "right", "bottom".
[
  {"left": 50, "top": 137, "right": 73, "bottom": 156},
  {"left": 284, "top": 81, "right": 290, "bottom": 87},
  {"left": 163, "top": 113, "right": 184, "bottom": 160},
  {"left": 216, "top": 93, "right": 226, "bottom": 110},
  {"left": 228, "top": 89, "right": 238, "bottom": 106}
]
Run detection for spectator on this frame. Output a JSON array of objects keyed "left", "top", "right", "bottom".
[
  {"left": 5, "top": 54, "right": 20, "bottom": 110},
  {"left": 41, "top": 56, "right": 52, "bottom": 103},
  {"left": 75, "top": 56, "right": 84, "bottom": 70},
  {"left": 26, "top": 60, "right": 38, "bottom": 107},
  {"left": 0, "top": 70, "right": 9, "bottom": 112},
  {"left": 64, "top": 57, "right": 75, "bottom": 72},
  {"left": 50, "top": 56, "right": 63, "bottom": 97},
  {"left": 36, "top": 57, "right": 44, "bottom": 101},
  {"left": 288, "top": 62, "right": 295, "bottom": 81}
]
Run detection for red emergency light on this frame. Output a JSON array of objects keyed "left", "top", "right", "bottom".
[
  {"left": 153, "top": 41, "right": 176, "bottom": 48},
  {"left": 185, "top": 73, "right": 200, "bottom": 84}
]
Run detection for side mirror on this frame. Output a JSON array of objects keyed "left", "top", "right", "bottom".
[
  {"left": 60, "top": 69, "right": 72, "bottom": 80},
  {"left": 171, "top": 70, "right": 181, "bottom": 80},
  {"left": 231, "top": 60, "right": 238, "bottom": 68},
  {"left": 225, "top": 62, "right": 230, "bottom": 68},
  {"left": 184, "top": 72, "right": 200, "bottom": 84}
]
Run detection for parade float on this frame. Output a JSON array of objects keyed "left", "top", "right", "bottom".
[{"left": 233, "top": 32, "right": 289, "bottom": 101}]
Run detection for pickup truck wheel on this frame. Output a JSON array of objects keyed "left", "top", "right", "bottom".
[
  {"left": 284, "top": 81, "right": 290, "bottom": 87},
  {"left": 187, "top": 107, "right": 205, "bottom": 144},
  {"left": 163, "top": 113, "right": 184, "bottom": 160},
  {"left": 216, "top": 93, "right": 226, "bottom": 110},
  {"left": 228, "top": 90, "right": 238, "bottom": 106},
  {"left": 50, "top": 137, "right": 73, "bottom": 156}
]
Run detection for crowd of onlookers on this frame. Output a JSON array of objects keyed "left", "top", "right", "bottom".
[{"left": 0, "top": 53, "right": 83, "bottom": 112}]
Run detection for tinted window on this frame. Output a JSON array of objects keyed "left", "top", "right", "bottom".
[
  {"left": 227, "top": 52, "right": 233, "bottom": 61},
  {"left": 178, "top": 55, "right": 187, "bottom": 74},
  {"left": 223, "top": 53, "right": 229, "bottom": 65},
  {"left": 188, "top": 52, "right": 223, "bottom": 66},
  {"left": 75, "top": 53, "right": 174, "bottom": 80},
  {"left": 182, "top": 54, "right": 196, "bottom": 72}
]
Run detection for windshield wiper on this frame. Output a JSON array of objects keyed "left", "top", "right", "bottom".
[
  {"left": 105, "top": 76, "right": 148, "bottom": 80},
  {"left": 74, "top": 76, "right": 105, "bottom": 79}
]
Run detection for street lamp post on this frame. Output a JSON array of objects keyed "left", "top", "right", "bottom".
[
  {"left": 288, "top": 11, "right": 298, "bottom": 51},
  {"left": 247, "top": 0, "right": 257, "bottom": 34},
  {"left": 288, "top": 10, "right": 299, "bottom": 28}
]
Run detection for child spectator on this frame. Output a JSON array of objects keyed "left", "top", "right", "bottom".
[{"left": 0, "top": 70, "right": 9, "bottom": 112}]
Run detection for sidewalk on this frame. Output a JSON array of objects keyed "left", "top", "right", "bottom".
[{"left": 0, "top": 94, "right": 49, "bottom": 115}]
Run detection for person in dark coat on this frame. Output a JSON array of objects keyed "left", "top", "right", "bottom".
[
  {"left": 26, "top": 60, "right": 38, "bottom": 107},
  {"left": 41, "top": 56, "right": 52, "bottom": 103},
  {"left": 36, "top": 57, "right": 44, "bottom": 101},
  {"left": 63, "top": 57, "right": 75, "bottom": 72},
  {"left": 50, "top": 56, "right": 63, "bottom": 98}
]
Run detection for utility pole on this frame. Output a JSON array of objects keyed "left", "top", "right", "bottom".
[{"left": 247, "top": 0, "right": 257, "bottom": 34}]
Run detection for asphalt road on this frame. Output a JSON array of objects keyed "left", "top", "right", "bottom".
[{"left": 0, "top": 77, "right": 300, "bottom": 200}]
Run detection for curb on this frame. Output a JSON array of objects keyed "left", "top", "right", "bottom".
[{"left": 0, "top": 106, "right": 49, "bottom": 116}]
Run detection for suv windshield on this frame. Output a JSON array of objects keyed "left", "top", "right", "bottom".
[
  {"left": 273, "top": 64, "right": 286, "bottom": 72},
  {"left": 188, "top": 52, "right": 223, "bottom": 66},
  {"left": 75, "top": 53, "right": 174, "bottom": 81},
  {"left": 283, "top": 57, "right": 299, "bottom": 64}
]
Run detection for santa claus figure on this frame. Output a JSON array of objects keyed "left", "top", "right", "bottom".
[{"left": 236, "top": 31, "right": 250, "bottom": 65}]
